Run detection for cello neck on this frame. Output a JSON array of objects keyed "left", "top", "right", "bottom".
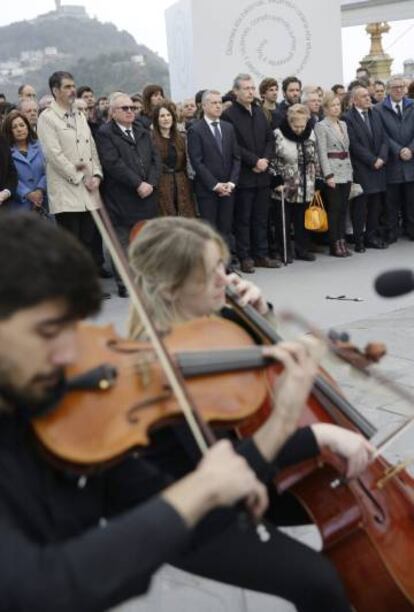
[{"left": 225, "top": 287, "right": 376, "bottom": 439}]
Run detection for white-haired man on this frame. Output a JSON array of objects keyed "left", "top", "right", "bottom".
[
  {"left": 375, "top": 74, "right": 414, "bottom": 242},
  {"left": 96, "top": 92, "right": 161, "bottom": 297}
]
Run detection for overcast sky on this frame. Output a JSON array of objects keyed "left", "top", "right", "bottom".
[{"left": 0, "top": 1, "right": 413, "bottom": 85}]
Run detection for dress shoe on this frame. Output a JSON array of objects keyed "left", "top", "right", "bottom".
[
  {"left": 117, "top": 285, "right": 129, "bottom": 298},
  {"left": 295, "top": 251, "right": 316, "bottom": 262},
  {"left": 98, "top": 267, "right": 113, "bottom": 279},
  {"left": 386, "top": 233, "right": 398, "bottom": 244},
  {"left": 329, "top": 241, "right": 346, "bottom": 257},
  {"left": 240, "top": 258, "right": 255, "bottom": 274},
  {"left": 366, "top": 239, "right": 388, "bottom": 249},
  {"left": 354, "top": 241, "right": 366, "bottom": 253},
  {"left": 340, "top": 239, "right": 353, "bottom": 257},
  {"left": 254, "top": 256, "right": 281, "bottom": 269}
]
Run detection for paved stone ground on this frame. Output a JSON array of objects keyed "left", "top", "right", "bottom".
[{"left": 98, "top": 239, "right": 414, "bottom": 611}]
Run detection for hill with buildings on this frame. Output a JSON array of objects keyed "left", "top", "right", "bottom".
[{"left": 0, "top": 4, "right": 169, "bottom": 100}]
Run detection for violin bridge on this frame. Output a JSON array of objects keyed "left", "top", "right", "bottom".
[{"left": 134, "top": 350, "right": 155, "bottom": 388}]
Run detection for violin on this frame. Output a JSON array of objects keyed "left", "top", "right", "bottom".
[
  {"left": 226, "top": 287, "right": 414, "bottom": 611},
  {"left": 32, "top": 317, "right": 280, "bottom": 466}
]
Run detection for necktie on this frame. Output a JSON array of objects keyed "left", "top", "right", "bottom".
[
  {"left": 396, "top": 104, "right": 403, "bottom": 120},
  {"left": 362, "top": 111, "right": 373, "bottom": 137},
  {"left": 211, "top": 121, "right": 223, "bottom": 154},
  {"left": 125, "top": 128, "right": 134, "bottom": 141}
]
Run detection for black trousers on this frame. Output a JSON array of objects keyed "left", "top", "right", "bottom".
[
  {"left": 350, "top": 192, "right": 384, "bottom": 243},
  {"left": 234, "top": 187, "right": 270, "bottom": 260},
  {"left": 55, "top": 211, "right": 103, "bottom": 268},
  {"left": 384, "top": 181, "right": 414, "bottom": 240},
  {"left": 270, "top": 198, "right": 310, "bottom": 257},
  {"left": 175, "top": 490, "right": 350, "bottom": 612},
  {"left": 197, "top": 193, "right": 235, "bottom": 248},
  {"left": 111, "top": 224, "right": 134, "bottom": 288},
  {"left": 325, "top": 183, "right": 351, "bottom": 244}
]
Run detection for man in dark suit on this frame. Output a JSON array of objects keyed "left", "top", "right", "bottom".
[
  {"left": 344, "top": 86, "right": 389, "bottom": 251},
  {"left": 188, "top": 90, "right": 240, "bottom": 248},
  {"left": 222, "top": 74, "right": 279, "bottom": 273},
  {"left": 375, "top": 75, "right": 414, "bottom": 242},
  {"left": 96, "top": 93, "right": 161, "bottom": 296}
]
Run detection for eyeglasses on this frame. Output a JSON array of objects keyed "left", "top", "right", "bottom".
[{"left": 116, "top": 105, "right": 135, "bottom": 112}]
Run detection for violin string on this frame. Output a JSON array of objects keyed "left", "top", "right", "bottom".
[{"left": 95, "top": 346, "right": 268, "bottom": 377}]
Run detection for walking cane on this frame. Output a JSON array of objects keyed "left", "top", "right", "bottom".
[{"left": 280, "top": 187, "right": 288, "bottom": 266}]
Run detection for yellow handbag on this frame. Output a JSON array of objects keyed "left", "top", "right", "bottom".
[{"left": 304, "top": 191, "right": 328, "bottom": 232}]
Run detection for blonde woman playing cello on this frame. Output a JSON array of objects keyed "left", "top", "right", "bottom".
[{"left": 126, "top": 216, "right": 374, "bottom": 611}]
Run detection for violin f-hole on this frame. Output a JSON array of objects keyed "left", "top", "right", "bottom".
[{"left": 127, "top": 393, "right": 174, "bottom": 423}]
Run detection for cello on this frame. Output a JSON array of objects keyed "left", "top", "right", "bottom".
[{"left": 227, "top": 286, "right": 414, "bottom": 611}]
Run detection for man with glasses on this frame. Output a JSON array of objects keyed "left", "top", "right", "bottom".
[
  {"left": 96, "top": 92, "right": 161, "bottom": 297},
  {"left": 375, "top": 74, "right": 414, "bottom": 243}
]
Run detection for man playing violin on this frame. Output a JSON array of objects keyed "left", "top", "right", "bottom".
[
  {"left": 0, "top": 212, "right": 354, "bottom": 612},
  {"left": 126, "top": 216, "right": 376, "bottom": 611}
]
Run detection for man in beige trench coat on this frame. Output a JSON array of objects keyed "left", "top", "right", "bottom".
[{"left": 37, "top": 71, "right": 105, "bottom": 275}]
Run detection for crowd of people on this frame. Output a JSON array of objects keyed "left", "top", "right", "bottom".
[
  {"left": 0, "top": 67, "right": 414, "bottom": 296},
  {"left": 0, "top": 64, "right": 409, "bottom": 612}
]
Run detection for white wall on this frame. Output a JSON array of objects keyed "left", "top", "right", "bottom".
[{"left": 165, "top": 0, "right": 343, "bottom": 100}]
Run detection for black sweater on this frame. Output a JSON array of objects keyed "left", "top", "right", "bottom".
[
  {"left": 0, "top": 408, "right": 317, "bottom": 611},
  {"left": 221, "top": 101, "right": 274, "bottom": 189}
]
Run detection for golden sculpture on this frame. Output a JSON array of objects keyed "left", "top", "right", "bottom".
[{"left": 359, "top": 22, "right": 393, "bottom": 81}]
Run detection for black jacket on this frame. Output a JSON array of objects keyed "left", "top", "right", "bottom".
[
  {"left": 0, "top": 407, "right": 317, "bottom": 611},
  {"left": 0, "top": 133, "right": 17, "bottom": 199},
  {"left": 187, "top": 118, "right": 241, "bottom": 197},
  {"left": 271, "top": 100, "right": 293, "bottom": 130},
  {"left": 344, "top": 107, "right": 389, "bottom": 194},
  {"left": 374, "top": 96, "right": 414, "bottom": 184},
  {"left": 221, "top": 101, "right": 274, "bottom": 188},
  {"left": 96, "top": 120, "right": 161, "bottom": 226}
]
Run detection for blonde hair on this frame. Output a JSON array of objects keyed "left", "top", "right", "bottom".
[
  {"left": 287, "top": 103, "right": 310, "bottom": 122},
  {"left": 127, "top": 217, "right": 229, "bottom": 338},
  {"left": 322, "top": 91, "right": 340, "bottom": 111}
]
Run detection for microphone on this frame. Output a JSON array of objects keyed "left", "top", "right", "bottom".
[{"left": 374, "top": 269, "right": 414, "bottom": 298}]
